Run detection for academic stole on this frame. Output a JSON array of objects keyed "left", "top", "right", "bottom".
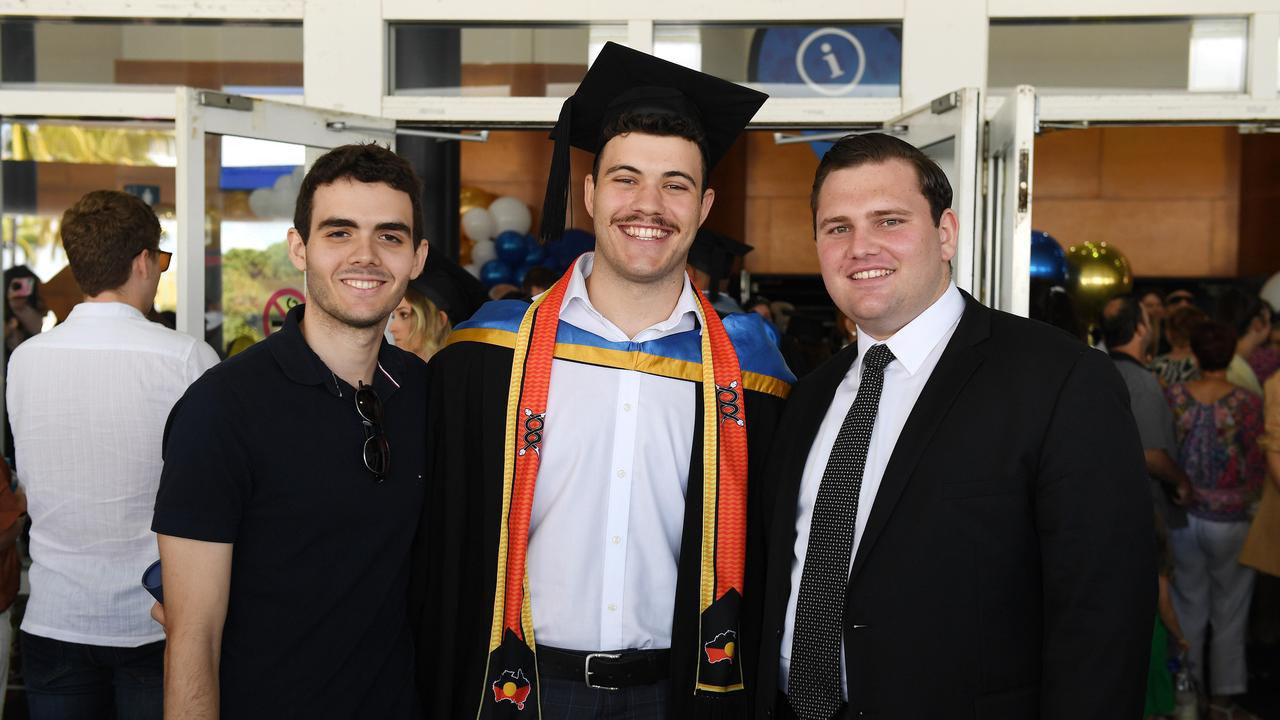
[{"left": 478, "top": 258, "right": 750, "bottom": 718}]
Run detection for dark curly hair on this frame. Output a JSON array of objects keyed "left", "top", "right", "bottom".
[
  {"left": 293, "top": 143, "right": 424, "bottom": 249},
  {"left": 591, "top": 111, "right": 709, "bottom": 189}
]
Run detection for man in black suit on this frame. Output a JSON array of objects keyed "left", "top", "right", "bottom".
[{"left": 755, "top": 133, "right": 1155, "bottom": 719}]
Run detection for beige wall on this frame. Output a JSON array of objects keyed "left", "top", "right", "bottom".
[
  {"left": 989, "top": 20, "right": 1191, "bottom": 90},
  {"left": 1032, "top": 126, "right": 1240, "bottom": 278}
]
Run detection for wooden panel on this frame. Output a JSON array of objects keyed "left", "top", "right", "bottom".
[
  {"left": 460, "top": 133, "right": 593, "bottom": 232},
  {"left": 1033, "top": 129, "right": 1101, "bottom": 198},
  {"left": 115, "top": 60, "right": 303, "bottom": 87},
  {"left": 35, "top": 163, "right": 176, "bottom": 216},
  {"left": 460, "top": 63, "right": 586, "bottom": 97},
  {"left": 1238, "top": 133, "right": 1280, "bottom": 278},
  {"left": 1033, "top": 198, "right": 1238, "bottom": 277},
  {"left": 745, "top": 132, "right": 820, "bottom": 198},
  {"left": 746, "top": 197, "right": 819, "bottom": 275},
  {"left": 1099, "top": 126, "right": 1236, "bottom": 200}
]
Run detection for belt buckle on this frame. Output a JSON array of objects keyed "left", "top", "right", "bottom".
[{"left": 584, "top": 651, "right": 622, "bottom": 691}]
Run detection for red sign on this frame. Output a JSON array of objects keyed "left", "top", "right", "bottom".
[{"left": 262, "top": 288, "right": 305, "bottom": 337}]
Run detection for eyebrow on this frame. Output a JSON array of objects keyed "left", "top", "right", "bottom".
[
  {"left": 603, "top": 164, "right": 698, "bottom": 187},
  {"left": 316, "top": 217, "right": 411, "bottom": 235}
]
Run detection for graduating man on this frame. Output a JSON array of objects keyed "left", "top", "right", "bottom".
[
  {"left": 754, "top": 133, "right": 1154, "bottom": 719},
  {"left": 412, "top": 43, "right": 793, "bottom": 719}
]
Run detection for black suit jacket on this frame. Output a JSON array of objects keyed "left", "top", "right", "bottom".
[{"left": 755, "top": 293, "right": 1155, "bottom": 719}]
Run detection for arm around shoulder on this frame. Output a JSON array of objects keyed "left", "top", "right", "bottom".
[{"left": 157, "top": 534, "right": 232, "bottom": 720}]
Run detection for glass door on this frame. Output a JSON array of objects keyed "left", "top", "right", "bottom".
[
  {"left": 981, "top": 85, "right": 1037, "bottom": 316},
  {"left": 174, "top": 89, "right": 396, "bottom": 354},
  {"left": 881, "top": 88, "right": 984, "bottom": 297}
]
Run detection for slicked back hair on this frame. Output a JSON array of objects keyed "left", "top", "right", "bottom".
[{"left": 810, "top": 132, "right": 952, "bottom": 230}]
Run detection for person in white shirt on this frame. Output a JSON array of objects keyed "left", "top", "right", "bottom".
[
  {"left": 411, "top": 44, "right": 792, "bottom": 720},
  {"left": 6, "top": 190, "right": 218, "bottom": 720}
]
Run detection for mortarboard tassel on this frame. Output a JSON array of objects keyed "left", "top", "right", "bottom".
[{"left": 539, "top": 97, "right": 574, "bottom": 246}]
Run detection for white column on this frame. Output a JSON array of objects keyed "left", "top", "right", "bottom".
[
  {"left": 901, "top": 0, "right": 988, "bottom": 110},
  {"left": 1249, "top": 13, "right": 1279, "bottom": 100},
  {"left": 303, "top": 0, "right": 383, "bottom": 115},
  {"left": 174, "top": 88, "right": 207, "bottom": 340}
]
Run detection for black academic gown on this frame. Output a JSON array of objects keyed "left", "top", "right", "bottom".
[{"left": 411, "top": 320, "right": 788, "bottom": 719}]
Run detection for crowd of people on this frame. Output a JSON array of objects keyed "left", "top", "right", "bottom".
[
  {"left": 0, "top": 41, "right": 1271, "bottom": 720},
  {"left": 1100, "top": 286, "right": 1280, "bottom": 719}
]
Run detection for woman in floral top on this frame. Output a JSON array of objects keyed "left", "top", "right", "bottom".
[{"left": 1165, "top": 320, "right": 1265, "bottom": 720}]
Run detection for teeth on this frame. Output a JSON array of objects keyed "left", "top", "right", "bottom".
[
  {"left": 851, "top": 269, "right": 893, "bottom": 280},
  {"left": 621, "top": 226, "right": 670, "bottom": 239},
  {"left": 344, "top": 279, "right": 382, "bottom": 290}
]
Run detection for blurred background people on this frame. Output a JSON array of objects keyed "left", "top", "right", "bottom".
[
  {"left": 1214, "top": 289, "right": 1271, "bottom": 396},
  {"left": 6, "top": 190, "right": 219, "bottom": 719},
  {"left": 1152, "top": 304, "right": 1209, "bottom": 388},
  {"left": 1165, "top": 319, "right": 1266, "bottom": 717}
]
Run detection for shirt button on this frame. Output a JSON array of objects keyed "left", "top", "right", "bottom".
[
  {"left": 616, "top": 469, "right": 626, "bottom": 479},
  {"left": 623, "top": 403, "right": 632, "bottom": 412},
  {"left": 612, "top": 536, "right": 621, "bottom": 545},
  {"left": 608, "top": 603, "right": 617, "bottom": 612}
]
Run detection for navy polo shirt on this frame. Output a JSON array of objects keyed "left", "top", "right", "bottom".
[{"left": 153, "top": 304, "right": 426, "bottom": 718}]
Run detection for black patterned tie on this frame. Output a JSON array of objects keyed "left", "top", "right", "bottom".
[{"left": 787, "top": 343, "right": 895, "bottom": 720}]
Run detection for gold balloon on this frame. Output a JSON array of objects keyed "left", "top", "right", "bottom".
[
  {"left": 459, "top": 186, "right": 496, "bottom": 216},
  {"left": 1065, "top": 241, "right": 1133, "bottom": 325}
]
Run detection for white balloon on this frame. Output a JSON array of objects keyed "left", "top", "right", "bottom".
[
  {"left": 488, "top": 196, "right": 532, "bottom": 235},
  {"left": 462, "top": 207, "right": 498, "bottom": 242},
  {"left": 471, "top": 239, "right": 498, "bottom": 266},
  {"left": 248, "top": 189, "right": 274, "bottom": 218},
  {"left": 464, "top": 263, "right": 481, "bottom": 278}
]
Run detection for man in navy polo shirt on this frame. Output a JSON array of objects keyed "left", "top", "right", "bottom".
[{"left": 152, "top": 143, "right": 428, "bottom": 718}]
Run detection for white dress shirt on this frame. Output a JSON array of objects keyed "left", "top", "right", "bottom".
[
  {"left": 528, "top": 253, "right": 699, "bottom": 651},
  {"left": 780, "top": 285, "right": 965, "bottom": 696},
  {"left": 7, "top": 302, "right": 219, "bottom": 646}
]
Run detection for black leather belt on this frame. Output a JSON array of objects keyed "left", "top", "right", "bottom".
[{"left": 537, "top": 645, "right": 671, "bottom": 690}]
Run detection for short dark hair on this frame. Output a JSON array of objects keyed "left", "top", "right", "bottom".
[
  {"left": 1189, "top": 320, "right": 1237, "bottom": 372},
  {"left": 60, "top": 190, "right": 161, "bottom": 296},
  {"left": 1164, "top": 305, "right": 1208, "bottom": 348},
  {"left": 590, "top": 111, "right": 709, "bottom": 190},
  {"left": 1101, "top": 295, "right": 1145, "bottom": 349},
  {"left": 811, "top": 133, "right": 952, "bottom": 229},
  {"left": 293, "top": 143, "right": 424, "bottom": 249}
]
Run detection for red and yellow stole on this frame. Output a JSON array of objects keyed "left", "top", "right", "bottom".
[{"left": 479, "top": 258, "right": 750, "bottom": 717}]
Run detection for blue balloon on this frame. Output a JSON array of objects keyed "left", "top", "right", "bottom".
[
  {"left": 479, "top": 259, "right": 515, "bottom": 288},
  {"left": 495, "top": 231, "right": 528, "bottom": 264},
  {"left": 514, "top": 263, "right": 535, "bottom": 286},
  {"left": 523, "top": 236, "right": 546, "bottom": 265},
  {"left": 1030, "top": 230, "right": 1068, "bottom": 284},
  {"left": 552, "top": 228, "right": 596, "bottom": 265}
]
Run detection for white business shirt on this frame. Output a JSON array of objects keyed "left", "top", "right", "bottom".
[
  {"left": 528, "top": 253, "right": 699, "bottom": 651},
  {"left": 780, "top": 284, "right": 964, "bottom": 696},
  {"left": 7, "top": 302, "right": 219, "bottom": 647}
]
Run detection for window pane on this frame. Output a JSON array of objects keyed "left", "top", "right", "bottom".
[
  {"left": 990, "top": 17, "right": 1248, "bottom": 94},
  {"left": 655, "top": 23, "right": 902, "bottom": 98},
  {"left": 390, "top": 23, "right": 627, "bottom": 97},
  {"left": 0, "top": 19, "right": 302, "bottom": 95}
]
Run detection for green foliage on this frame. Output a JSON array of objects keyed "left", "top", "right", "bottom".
[{"left": 220, "top": 241, "right": 301, "bottom": 346}]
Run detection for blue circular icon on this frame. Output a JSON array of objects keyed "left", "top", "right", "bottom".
[{"left": 796, "top": 28, "right": 866, "bottom": 96}]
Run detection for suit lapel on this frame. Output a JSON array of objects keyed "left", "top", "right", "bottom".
[{"left": 847, "top": 294, "right": 990, "bottom": 586}]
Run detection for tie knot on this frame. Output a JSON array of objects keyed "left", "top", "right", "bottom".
[{"left": 862, "top": 343, "right": 894, "bottom": 373}]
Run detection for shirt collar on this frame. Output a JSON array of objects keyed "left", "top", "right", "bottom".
[
  {"left": 268, "top": 304, "right": 406, "bottom": 399},
  {"left": 67, "top": 301, "right": 146, "bottom": 320},
  {"left": 559, "top": 252, "right": 701, "bottom": 342},
  {"left": 856, "top": 283, "right": 964, "bottom": 376}
]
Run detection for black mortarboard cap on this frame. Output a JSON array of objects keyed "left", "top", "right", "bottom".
[
  {"left": 539, "top": 42, "right": 768, "bottom": 245},
  {"left": 410, "top": 251, "right": 490, "bottom": 327},
  {"left": 687, "top": 229, "right": 752, "bottom": 301}
]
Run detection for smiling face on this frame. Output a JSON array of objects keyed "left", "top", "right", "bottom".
[
  {"left": 287, "top": 178, "right": 427, "bottom": 331},
  {"left": 814, "top": 159, "right": 958, "bottom": 340},
  {"left": 583, "top": 132, "right": 714, "bottom": 288}
]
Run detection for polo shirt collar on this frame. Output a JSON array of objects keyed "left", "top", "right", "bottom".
[{"left": 268, "top": 304, "right": 406, "bottom": 400}]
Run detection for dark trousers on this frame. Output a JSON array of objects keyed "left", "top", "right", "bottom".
[
  {"left": 539, "top": 676, "right": 669, "bottom": 720},
  {"left": 21, "top": 631, "right": 164, "bottom": 720}
]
